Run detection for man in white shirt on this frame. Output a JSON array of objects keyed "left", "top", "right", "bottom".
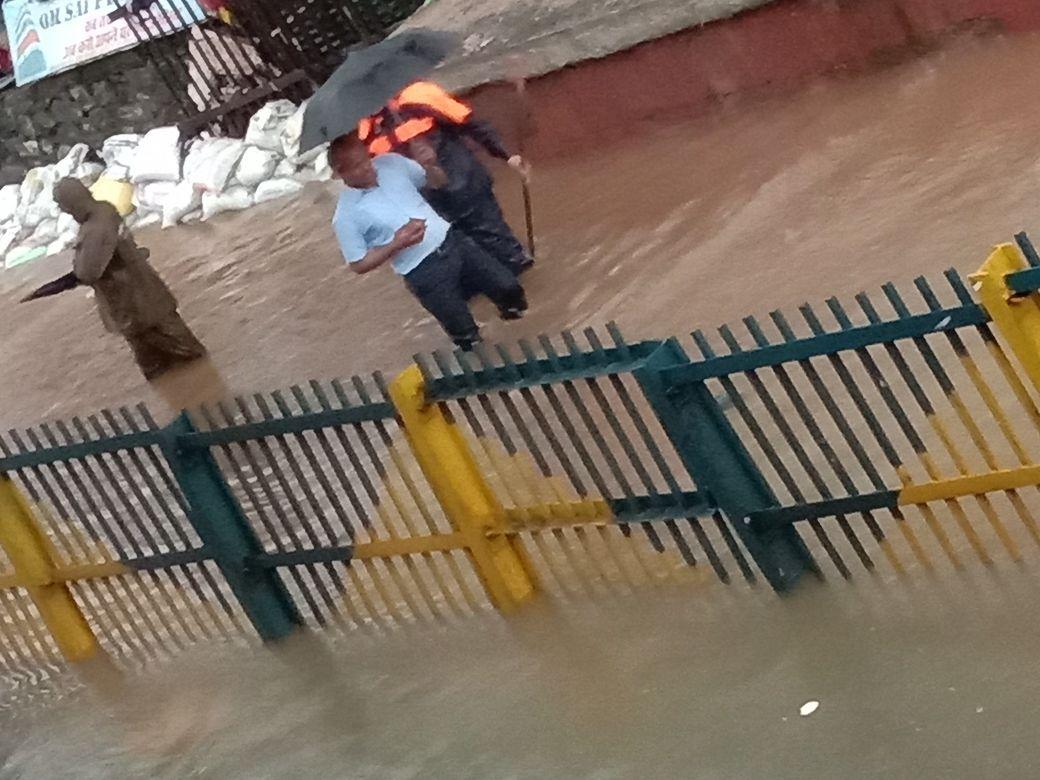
[{"left": 331, "top": 132, "right": 527, "bottom": 350}]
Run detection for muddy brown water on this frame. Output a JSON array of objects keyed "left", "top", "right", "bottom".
[
  {"left": 4, "top": 32, "right": 1040, "bottom": 428},
  {"left": 3, "top": 29, "right": 1040, "bottom": 779}
]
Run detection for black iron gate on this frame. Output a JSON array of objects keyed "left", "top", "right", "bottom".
[{"left": 112, "top": 0, "right": 424, "bottom": 138}]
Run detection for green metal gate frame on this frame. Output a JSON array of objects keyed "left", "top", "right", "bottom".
[{"left": 5, "top": 234, "right": 1040, "bottom": 677}]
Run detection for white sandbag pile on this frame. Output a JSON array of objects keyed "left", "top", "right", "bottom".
[
  {"left": 2, "top": 143, "right": 103, "bottom": 269},
  {"left": 2, "top": 99, "right": 333, "bottom": 270}
]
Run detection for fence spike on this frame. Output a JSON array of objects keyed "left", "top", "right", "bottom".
[
  {"left": 690, "top": 329, "right": 715, "bottom": 358},
  {"left": 944, "top": 269, "right": 975, "bottom": 305},
  {"left": 328, "top": 378, "right": 350, "bottom": 408},
  {"left": 412, "top": 353, "right": 437, "bottom": 388},
  {"left": 308, "top": 379, "right": 336, "bottom": 412},
  {"left": 913, "top": 277, "right": 942, "bottom": 310},
  {"left": 560, "top": 330, "right": 586, "bottom": 364},
  {"left": 742, "top": 315, "right": 770, "bottom": 345},
  {"left": 717, "top": 324, "right": 741, "bottom": 353},
  {"left": 854, "top": 291, "right": 883, "bottom": 322},
  {"left": 368, "top": 372, "right": 388, "bottom": 402},
  {"left": 1015, "top": 232, "right": 1040, "bottom": 267},
  {"left": 537, "top": 334, "right": 564, "bottom": 371},
  {"left": 583, "top": 327, "right": 607, "bottom": 356},
  {"left": 882, "top": 284, "right": 912, "bottom": 318},
  {"left": 494, "top": 344, "right": 525, "bottom": 382},
  {"left": 771, "top": 310, "right": 799, "bottom": 340}
]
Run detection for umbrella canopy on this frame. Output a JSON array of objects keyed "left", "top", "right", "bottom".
[{"left": 299, "top": 29, "right": 457, "bottom": 153}]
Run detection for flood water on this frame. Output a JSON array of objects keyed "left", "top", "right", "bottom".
[
  {"left": 4, "top": 578, "right": 1040, "bottom": 779},
  {"left": 4, "top": 28, "right": 1040, "bottom": 779},
  {"left": 4, "top": 32, "right": 1040, "bottom": 426}
]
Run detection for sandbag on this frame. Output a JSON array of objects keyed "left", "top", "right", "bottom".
[
  {"left": 0, "top": 185, "right": 19, "bottom": 224},
  {"left": 273, "top": 158, "right": 296, "bottom": 179},
  {"left": 73, "top": 162, "right": 104, "bottom": 187},
  {"left": 130, "top": 127, "right": 182, "bottom": 184},
  {"left": 184, "top": 138, "right": 245, "bottom": 193},
  {"left": 54, "top": 144, "right": 89, "bottom": 179},
  {"left": 20, "top": 165, "right": 55, "bottom": 201},
  {"left": 91, "top": 176, "right": 135, "bottom": 216},
  {"left": 127, "top": 211, "right": 161, "bottom": 230},
  {"left": 19, "top": 201, "right": 59, "bottom": 230},
  {"left": 281, "top": 101, "right": 306, "bottom": 159},
  {"left": 5, "top": 246, "right": 47, "bottom": 269},
  {"left": 234, "top": 146, "right": 280, "bottom": 188},
  {"left": 56, "top": 212, "right": 77, "bottom": 236},
  {"left": 101, "top": 134, "right": 141, "bottom": 169},
  {"left": 0, "top": 227, "right": 19, "bottom": 260},
  {"left": 245, "top": 100, "right": 297, "bottom": 152},
  {"left": 17, "top": 167, "right": 59, "bottom": 229},
  {"left": 104, "top": 163, "right": 131, "bottom": 182},
  {"left": 47, "top": 230, "right": 78, "bottom": 257},
  {"left": 24, "top": 218, "right": 59, "bottom": 248},
  {"left": 312, "top": 152, "right": 333, "bottom": 182},
  {"left": 133, "top": 180, "right": 178, "bottom": 214},
  {"left": 202, "top": 186, "right": 253, "bottom": 221},
  {"left": 253, "top": 178, "right": 304, "bottom": 204},
  {"left": 162, "top": 180, "right": 203, "bottom": 229},
  {"left": 279, "top": 101, "right": 324, "bottom": 165}
]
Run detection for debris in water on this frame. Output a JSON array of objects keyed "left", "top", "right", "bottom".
[{"left": 800, "top": 700, "right": 820, "bottom": 717}]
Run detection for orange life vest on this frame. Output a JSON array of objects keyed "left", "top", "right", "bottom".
[{"left": 358, "top": 81, "right": 473, "bottom": 156}]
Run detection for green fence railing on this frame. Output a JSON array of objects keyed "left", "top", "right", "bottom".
[{"left": 4, "top": 235, "right": 1040, "bottom": 682}]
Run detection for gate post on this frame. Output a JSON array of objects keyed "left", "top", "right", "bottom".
[
  {"left": 0, "top": 475, "right": 100, "bottom": 662},
  {"left": 971, "top": 241, "right": 1040, "bottom": 392},
  {"left": 634, "top": 340, "right": 816, "bottom": 592},
  {"left": 161, "top": 413, "right": 301, "bottom": 641},
  {"left": 389, "top": 365, "right": 537, "bottom": 611}
]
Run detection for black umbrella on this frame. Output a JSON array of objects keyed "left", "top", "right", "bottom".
[
  {"left": 299, "top": 29, "right": 458, "bottom": 154},
  {"left": 20, "top": 271, "right": 79, "bottom": 303}
]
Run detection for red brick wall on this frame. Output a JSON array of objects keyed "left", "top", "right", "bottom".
[{"left": 468, "top": 0, "right": 1040, "bottom": 159}]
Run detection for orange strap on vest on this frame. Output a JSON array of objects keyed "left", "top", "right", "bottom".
[
  {"left": 395, "top": 81, "right": 472, "bottom": 124},
  {"left": 357, "top": 81, "right": 473, "bottom": 156}
]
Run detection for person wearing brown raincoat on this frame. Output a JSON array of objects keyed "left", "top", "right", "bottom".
[{"left": 22, "top": 178, "right": 206, "bottom": 380}]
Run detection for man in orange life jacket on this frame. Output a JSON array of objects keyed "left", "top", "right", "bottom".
[{"left": 358, "top": 81, "right": 534, "bottom": 281}]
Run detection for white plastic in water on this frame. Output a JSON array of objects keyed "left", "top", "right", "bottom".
[{"left": 799, "top": 700, "right": 820, "bottom": 717}]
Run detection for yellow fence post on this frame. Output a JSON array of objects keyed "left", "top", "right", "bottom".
[
  {"left": 972, "top": 242, "right": 1040, "bottom": 391},
  {"left": 0, "top": 476, "right": 99, "bottom": 662},
  {"left": 389, "top": 365, "right": 538, "bottom": 611}
]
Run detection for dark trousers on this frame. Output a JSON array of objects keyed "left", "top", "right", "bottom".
[
  {"left": 124, "top": 311, "right": 206, "bottom": 381},
  {"left": 405, "top": 230, "right": 527, "bottom": 348},
  {"left": 429, "top": 183, "right": 529, "bottom": 272}
]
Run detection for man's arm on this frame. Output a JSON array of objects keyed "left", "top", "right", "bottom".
[
  {"left": 406, "top": 141, "right": 449, "bottom": 189},
  {"left": 72, "top": 218, "right": 119, "bottom": 284},
  {"left": 408, "top": 103, "right": 512, "bottom": 161},
  {"left": 457, "top": 117, "right": 529, "bottom": 179},
  {"left": 458, "top": 118, "right": 511, "bottom": 161},
  {"left": 350, "top": 242, "right": 400, "bottom": 275},
  {"left": 348, "top": 220, "right": 427, "bottom": 275}
]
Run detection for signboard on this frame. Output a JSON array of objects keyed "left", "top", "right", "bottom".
[{"left": 2, "top": 0, "right": 204, "bottom": 86}]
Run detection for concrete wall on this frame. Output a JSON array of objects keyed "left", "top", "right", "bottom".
[
  {"left": 0, "top": 34, "right": 189, "bottom": 186},
  {"left": 468, "top": 0, "right": 1040, "bottom": 160}
]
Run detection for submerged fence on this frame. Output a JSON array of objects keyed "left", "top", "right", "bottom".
[{"left": 5, "top": 236, "right": 1040, "bottom": 677}]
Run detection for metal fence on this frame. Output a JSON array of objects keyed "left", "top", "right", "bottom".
[
  {"left": 114, "top": 0, "right": 423, "bottom": 137},
  {"left": 4, "top": 235, "right": 1040, "bottom": 682}
]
